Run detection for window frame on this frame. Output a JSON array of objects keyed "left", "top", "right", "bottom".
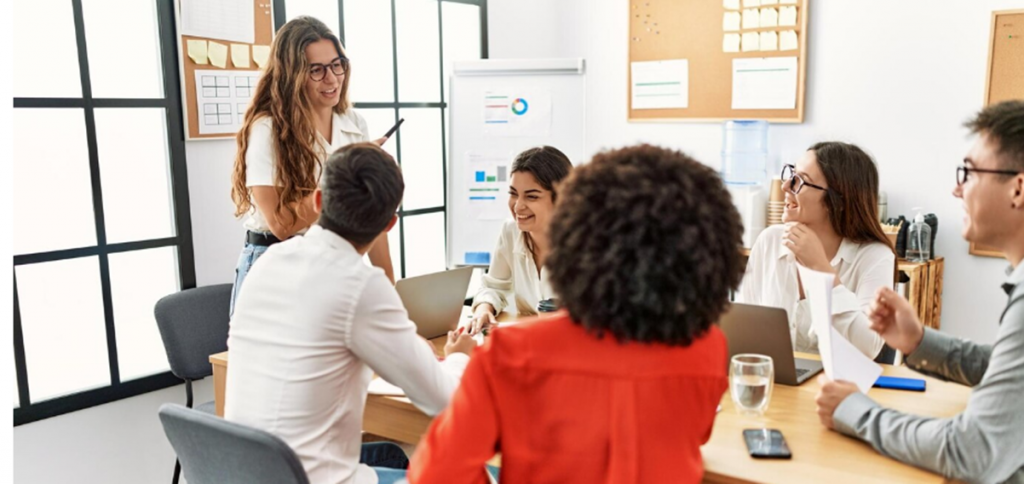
[{"left": 12, "top": 0, "right": 196, "bottom": 426}]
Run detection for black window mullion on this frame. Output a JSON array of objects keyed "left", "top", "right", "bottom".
[
  {"left": 390, "top": 0, "right": 407, "bottom": 279},
  {"left": 338, "top": 0, "right": 346, "bottom": 46},
  {"left": 13, "top": 274, "right": 31, "bottom": 408},
  {"left": 273, "top": 0, "right": 287, "bottom": 30},
  {"left": 437, "top": 0, "right": 449, "bottom": 268}
]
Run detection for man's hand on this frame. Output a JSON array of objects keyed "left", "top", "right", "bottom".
[
  {"left": 869, "top": 286, "right": 925, "bottom": 355},
  {"left": 444, "top": 328, "right": 476, "bottom": 357},
  {"left": 815, "top": 376, "right": 859, "bottom": 430}
]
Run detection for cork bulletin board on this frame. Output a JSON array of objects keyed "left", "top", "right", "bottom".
[
  {"left": 176, "top": 0, "right": 275, "bottom": 140},
  {"left": 627, "top": 0, "right": 809, "bottom": 123},
  {"left": 971, "top": 9, "right": 1024, "bottom": 258}
]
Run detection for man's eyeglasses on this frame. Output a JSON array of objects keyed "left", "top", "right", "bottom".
[
  {"left": 309, "top": 57, "right": 348, "bottom": 82},
  {"left": 781, "top": 164, "right": 828, "bottom": 194},
  {"left": 956, "top": 164, "right": 1021, "bottom": 186}
]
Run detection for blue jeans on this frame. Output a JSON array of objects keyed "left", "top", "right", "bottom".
[
  {"left": 230, "top": 240, "right": 269, "bottom": 316},
  {"left": 360, "top": 442, "right": 408, "bottom": 484}
]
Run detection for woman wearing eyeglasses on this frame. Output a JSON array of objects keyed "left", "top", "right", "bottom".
[
  {"left": 229, "top": 16, "right": 394, "bottom": 314},
  {"left": 740, "top": 142, "right": 895, "bottom": 358}
]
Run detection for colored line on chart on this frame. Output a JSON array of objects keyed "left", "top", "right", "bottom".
[
  {"left": 484, "top": 120, "right": 509, "bottom": 124},
  {"left": 469, "top": 188, "right": 500, "bottom": 192},
  {"left": 470, "top": 196, "right": 497, "bottom": 200}
]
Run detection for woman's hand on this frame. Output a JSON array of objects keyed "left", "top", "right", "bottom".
[
  {"left": 374, "top": 137, "right": 388, "bottom": 146},
  {"left": 465, "top": 303, "right": 497, "bottom": 336},
  {"left": 783, "top": 223, "right": 832, "bottom": 273}
]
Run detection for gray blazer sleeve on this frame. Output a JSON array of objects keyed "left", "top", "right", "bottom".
[{"left": 831, "top": 295, "right": 1024, "bottom": 483}]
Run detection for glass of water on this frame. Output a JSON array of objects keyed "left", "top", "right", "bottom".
[{"left": 730, "top": 354, "right": 774, "bottom": 416}]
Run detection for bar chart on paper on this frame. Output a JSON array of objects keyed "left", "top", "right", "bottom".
[{"left": 466, "top": 153, "right": 510, "bottom": 222}]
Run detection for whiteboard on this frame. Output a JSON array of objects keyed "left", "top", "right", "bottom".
[{"left": 446, "top": 58, "right": 587, "bottom": 268}]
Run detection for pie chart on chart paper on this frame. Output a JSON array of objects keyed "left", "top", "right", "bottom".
[{"left": 511, "top": 98, "right": 529, "bottom": 115}]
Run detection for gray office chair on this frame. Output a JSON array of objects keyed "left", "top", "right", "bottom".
[
  {"left": 159, "top": 404, "right": 310, "bottom": 484},
  {"left": 154, "top": 283, "right": 233, "bottom": 483}
]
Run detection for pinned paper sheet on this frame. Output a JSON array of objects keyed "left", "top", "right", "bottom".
[
  {"left": 186, "top": 39, "right": 208, "bottom": 65},
  {"left": 179, "top": 0, "right": 255, "bottom": 44},
  {"left": 724, "top": 33, "right": 741, "bottom": 53},
  {"left": 630, "top": 59, "right": 689, "bottom": 109},
  {"left": 780, "top": 0, "right": 797, "bottom": 4},
  {"left": 760, "top": 31, "right": 778, "bottom": 51},
  {"left": 760, "top": 7, "right": 778, "bottom": 27},
  {"left": 780, "top": 30, "right": 799, "bottom": 51},
  {"left": 798, "top": 267, "right": 882, "bottom": 394},
  {"left": 743, "top": 0, "right": 760, "bottom": 7},
  {"left": 208, "top": 41, "right": 228, "bottom": 68},
  {"left": 742, "top": 8, "right": 760, "bottom": 29},
  {"left": 252, "top": 45, "right": 271, "bottom": 68},
  {"left": 741, "top": 32, "right": 760, "bottom": 52},
  {"left": 779, "top": 6, "right": 798, "bottom": 26},
  {"left": 230, "top": 44, "right": 250, "bottom": 68},
  {"left": 760, "top": 0, "right": 778, "bottom": 4},
  {"left": 724, "top": 0, "right": 741, "bottom": 10},
  {"left": 723, "top": 12, "right": 741, "bottom": 31},
  {"left": 732, "top": 56, "right": 798, "bottom": 109}
]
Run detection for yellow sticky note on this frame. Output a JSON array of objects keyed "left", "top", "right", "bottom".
[
  {"left": 780, "top": 30, "right": 799, "bottom": 51},
  {"left": 760, "top": 7, "right": 778, "bottom": 28},
  {"left": 723, "top": 33, "right": 741, "bottom": 53},
  {"left": 723, "top": 12, "right": 741, "bottom": 31},
  {"left": 743, "top": 0, "right": 760, "bottom": 7},
  {"left": 231, "top": 44, "right": 250, "bottom": 68},
  {"left": 779, "top": 6, "right": 798, "bottom": 26},
  {"left": 187, "top": 39, "right": 208, "bottom": 65},
  {"left": 742, "top": 8, "right": 760, "bottom": 29},
  {"left": 759, "top": 31, "right": 778, "bottom": 51},
  {"left": 208, "top": 41, "right": 228, "bottom": 68},
  {"left": 724, "top": 0, "right": 741, "bottom": 9},
  {"left": 252, "top": 45, "right": 271, "bottom": 68},
  {"left": 741, "top": 32, "right": 760, "bottom": 52},
  {"left": 760, "top": 0, "right": 778, "bottom": 4}
]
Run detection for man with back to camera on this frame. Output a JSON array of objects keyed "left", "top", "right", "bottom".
[{"left": 816, "top": 100, "right": 1024, "bottom": 483}]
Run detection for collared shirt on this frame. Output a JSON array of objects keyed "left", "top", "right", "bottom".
[
  {"left": 739, "top": 224, "right": 893, "bottom": 357},
  {"left": 225, "top": 225, "right": 469, "bottom": 484},
  {"left": 832, "top": 261, "right": 1024, "bottom": 483},
  {"left": 471, "top": 220, "right": 554, "bottom": 317},
  {"left": 243, "top": 109, "right": 370, "bottom": 233}
]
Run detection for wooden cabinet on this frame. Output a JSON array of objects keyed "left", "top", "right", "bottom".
[{"left": 898, "top": 258, "right": 944, "bottom": 329}]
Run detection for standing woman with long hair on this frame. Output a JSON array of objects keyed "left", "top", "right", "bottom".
[{"left": 230, "top": 16, "right": 394, "bottom": 313}]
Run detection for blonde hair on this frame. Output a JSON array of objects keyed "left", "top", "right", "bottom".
[{"left": 230, "top": 16, "right": 352, "bottom": 225}]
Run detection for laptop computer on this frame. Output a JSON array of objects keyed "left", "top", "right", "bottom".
[
  {"left": 718, "top": 303, "right": 823, "bottom": 386},
  {"left": 395, "top": 267, "right": 475, "bottom": 339}
]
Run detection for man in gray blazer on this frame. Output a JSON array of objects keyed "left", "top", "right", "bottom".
[{"left": 816, "top": 100, "right": 1024, "bottom": 484}]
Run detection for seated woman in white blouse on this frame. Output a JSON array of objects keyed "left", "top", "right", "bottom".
[
  {"left": 740, "top": 142, "right": 895, "bottom": 358},
  {"left": 465, "top": 146, "right": 573, "bottom": 334}
]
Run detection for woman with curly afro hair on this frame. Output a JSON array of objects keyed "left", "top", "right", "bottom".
[{"left": 409, "top": 144, "right": 745, "bottom": 484}]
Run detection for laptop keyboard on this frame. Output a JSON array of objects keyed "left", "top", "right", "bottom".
[{"left": 795, "top": 368, "right": 809, "bottom": 377}]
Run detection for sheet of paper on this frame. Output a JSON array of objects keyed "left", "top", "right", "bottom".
[
  {"left": 742, "top": 8, "right": 760, "bottom": 29},
  {"left": 723, "top": 33, "right": 742, "bottom": 53},
  {"left": 731, "top": 56, "right": 798, "bottom": 109},
  {"left": 724, "top": 0, "right": 741, "bottom": 10},
  {"left": 780, "top": 30, "right": 799, "bottom": 51},
  {"left": 743, "top": 0, "right": 760, "bottom": 7},
  {"left": 368, "top": 377, "right": 405, "bottom": 396},
  {"left": 179, "top": 0, "right": 255, "bottom": 44},
  {"left": 760, "top": 31, "right": 778, "bottom": 51},
  {"left": 230, "top": 43, "right": 250, "bottom": 68},
  {"left": 194, "top": 69, "right": 261, "bottom": 134},
  {"left": 482, "top": 90, "right": 553, "bottom": 137},
  {"left": 723, "top": 11, "right": 742, "bottom": 31},
  {"left": 186, "top": 39, "right": 208, "bottom": 65},
  {"left": 779, "top": 6, "right": 798, "bottom": 26},
  {"left": 630, "top": 59, "right": 689, "bottom": 109},
  {"left": 798, "top": 267, "right": 882, "bottom": 394},
  {"left": 780, "top": 0, "right": 798, "bottom": 4},
  {"left": 465, "top": 151, "right": 513, "bottom": 221},
  {"left": 760, "top": 7, "right": 779, "bottom": 27},
  {"left": 760, "top": 0, "right": 778, "bottom": 4},
  {"left": 741, "top": 32, "right": 760, "bottom": 52},
  {"left": 208, "top": 41, "right": 228, "bottom": 69},
  {"left": 252, "top": 45, "right": 271, "bottom": 68}
]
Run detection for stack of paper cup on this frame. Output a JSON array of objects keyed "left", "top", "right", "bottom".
[{"left": 767, "top": 178, "right": 785, "bottom": 225}]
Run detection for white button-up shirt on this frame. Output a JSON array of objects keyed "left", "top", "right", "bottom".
[
  {"left": 225, "top": 225, "right": 468, "bottom": 484},
  {"left": 243, "top": 109, "right": 370, "bottom": 233},
  {"left": 739, "top": 224, "right": 894, "bottom": 357},
  {"left": 471, "top": 220, "right": 554, "bottom": 317}
]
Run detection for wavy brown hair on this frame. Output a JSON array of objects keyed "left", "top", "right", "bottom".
[
  {"left": 230, "top": 16, "right": 352, "bottom": 225},
  {"left": 809, "top": 142, "right": 894, "bottom": 252}
]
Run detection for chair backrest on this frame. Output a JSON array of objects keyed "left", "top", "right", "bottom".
[
  {"left": 159, "top": 404, "right": 310, "bottom": 484},
  {"left": 154, "top": 284, "right": 232, "bottom": 380}
]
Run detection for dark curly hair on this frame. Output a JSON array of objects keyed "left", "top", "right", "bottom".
[{"left": 546, "top": 144, "right": 745, "bottom": 346}]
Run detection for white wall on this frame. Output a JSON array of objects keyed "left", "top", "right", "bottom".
[
  {"left": 488, "top": 0, "right": 1019, "bottom": 344},
  {"left": 185, "top": 140, "right": 247, "bottom": 287}
]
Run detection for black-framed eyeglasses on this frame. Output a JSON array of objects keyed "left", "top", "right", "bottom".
[
  {"left": 956, "top": 164, "right": 1022, "bottom": 186},
  {"left": 781, "top": 164, "right": 828, "bottom": 194},
  {"left": 309, "top": 57, "right": 348, "bottom": 82}
]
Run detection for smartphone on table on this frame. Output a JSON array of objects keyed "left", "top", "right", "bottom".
[{"left": 743, "top": 428, "right": 792, "bottom": 459}]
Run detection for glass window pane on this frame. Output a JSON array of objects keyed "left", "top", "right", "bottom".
[
  {"left": 441, "top": 2, "right": 481, "bottom": 103},
  {"left": 388, "top": 219, "right": 403, "bottom": 280},
  {"left": 395, "top": 0, "right": 441, "bottom": 102},
  {"left": 13, "top": 0, "right": 82, "bottom": 98},
  {"left": 110, "top": 247, "right": 180, "bottom": 381},
  {"left": 403, "top": 212, "right": 446, "bottom": 278},
  {"left": 358, "top": 108, "right": 399, "bottom": 160},
  {"left": 285, "top": 0, "right": 340, "bottom": 37},
  {"left": 17, "top": 258, "right": 111, "bottom": 403},
  {"left": 81, "top": 0, "right": 163, "bottom": 98},
  {"left": 344, "top": 0, "right": 396, "bottom": 103},
  {"left": 95, "top": 108, "right": 175, "bottom": 243},
  {"left": 13, "top": 109, "right": 96, "bottom": 255},
  {"left": 398, "top": 108, "right": 445, "bottom": 210}
]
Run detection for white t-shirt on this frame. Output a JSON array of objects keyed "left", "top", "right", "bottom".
[
  {"left": 243, "top": 109, "right": 370, "bottom": 233},
  {"left": 225, "top": 225, "right": 468, "bottom": 484},
  {"left": 738, "top": 224, "right": 895, "bottom": 357}
]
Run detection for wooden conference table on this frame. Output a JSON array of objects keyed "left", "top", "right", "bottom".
[{"left": 209, "top": 310, "right": 970, "bottom": 484}]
